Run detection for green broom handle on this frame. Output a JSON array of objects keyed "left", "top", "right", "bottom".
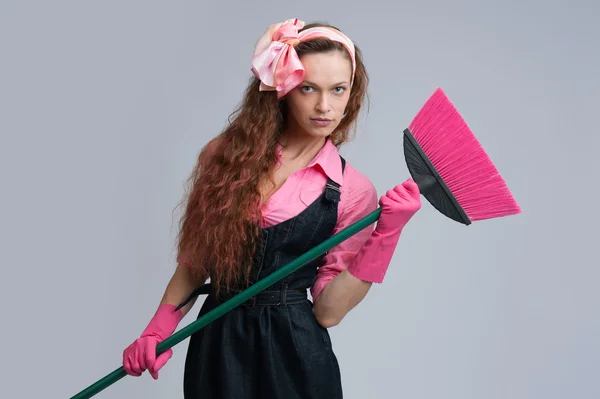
[{"left": 70, "top": 207, "right": 382, "bottom": 399}]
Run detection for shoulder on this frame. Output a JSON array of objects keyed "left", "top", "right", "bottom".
[
  {"left": 340, "top": 159, "right": 378, "bottom": 209},
  {"left": 199, "top": 136, "right": 224, "bottom": 168}
]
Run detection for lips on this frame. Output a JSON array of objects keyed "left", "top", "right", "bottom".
[{"left": 311, "top": 118, "right": 333, "bottom": 127}]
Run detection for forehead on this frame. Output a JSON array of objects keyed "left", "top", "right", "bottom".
[{"left": 299, "top": 51, "right": 353, "bottom": 86}]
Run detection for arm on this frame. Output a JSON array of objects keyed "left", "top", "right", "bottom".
[
  {"left": 312, "top": 269, "right": 373, "bottom": 328},
  {"left": 122, "top": 138, "right": 218, "bottom": 379},
  {"left": 156, "top": 135, "right": 220, "bottom": 315},
  {"left": 311, "top": 171, "right": 378, "bottom": 328},
  {"left": 312, "top": 177, "right": 421, "bottom": 328},
  {"left": 158, "top": 262, "right": 205, "bottom": 317},
  {"left": 122, "top": 262, "right": 207, "bottom": 379}
]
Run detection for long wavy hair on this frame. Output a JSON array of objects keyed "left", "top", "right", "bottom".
[{"left": 176, "top": 22, "right": 370, "bottom": 293}]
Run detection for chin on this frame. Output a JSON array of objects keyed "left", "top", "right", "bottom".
[
  {"left": 303, "top": 128, "right": 334, "bottom": 139},
  {"left": 302, "top": 122, "right": 339, "bottom": 138}
]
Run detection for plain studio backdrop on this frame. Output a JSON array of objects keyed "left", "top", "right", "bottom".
[{"left": 1, "top": 1, "right": 598, "bottom": 398}]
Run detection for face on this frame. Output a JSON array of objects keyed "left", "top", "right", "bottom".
[{"left": 283, "top": 50, "right": 352, "bottom": 139}]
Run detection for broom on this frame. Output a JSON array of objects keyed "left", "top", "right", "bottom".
[{"left": 70, "top": 87, "right": 521, "bottom": 399}]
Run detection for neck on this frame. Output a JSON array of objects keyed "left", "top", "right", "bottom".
[{"left": 278, "top": 130, "right": 327, "bottom": 163}]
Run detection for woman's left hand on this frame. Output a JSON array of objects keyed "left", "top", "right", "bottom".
[
  {"left": 345, "top": 178, "right": 422, "bottom": 284},
  {"left": 376, "top": 178, "right": 421, "bottom": 235}
]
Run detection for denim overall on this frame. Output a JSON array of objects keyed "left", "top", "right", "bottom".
[{"left": 178, "top": 156, "right": 347, "bottom": 399}]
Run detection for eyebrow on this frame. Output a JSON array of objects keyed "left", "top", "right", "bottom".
[{"left": 302, "top": 80, "right": 350, "bottom": 87}]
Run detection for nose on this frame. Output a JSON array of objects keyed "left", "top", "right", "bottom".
[{"left": 315, "top": 94, "right": 330, "bottom": 114}]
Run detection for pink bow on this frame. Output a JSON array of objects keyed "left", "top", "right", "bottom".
[{"left": 251, "top": 19, "right": 356, "bottom": 98}]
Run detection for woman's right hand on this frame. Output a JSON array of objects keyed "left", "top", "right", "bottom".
[
  {"left": 123, "top": 334, "right": 174, "bottom": 379},
  {"left": 122, "top": 304, "right": 183, "bottom": 379}
]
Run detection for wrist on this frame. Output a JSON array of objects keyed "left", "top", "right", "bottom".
[
  {"left": 374, "top": 221, "right": 406, "bottom": 237},
  {"left": 140, "top": 304, "right": 184, "bottom": 339},
  {"left": 346, "top": 226, "right": 404, "bottom": 284}
]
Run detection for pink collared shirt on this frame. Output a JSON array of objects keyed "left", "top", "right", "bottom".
[
  {"left": 262, "top": 139, "right": 378, "bottom": 299},
  {"left": 178, "top": 139, "right": 378, "bottom": 300}
]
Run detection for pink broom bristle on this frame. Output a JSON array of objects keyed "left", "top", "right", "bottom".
[{"left": 408, "top": 88, "right": 522, "bottom": 222}]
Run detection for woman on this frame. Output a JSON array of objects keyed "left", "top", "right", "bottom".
[{"left": 122, "top": 18, "right": 421, "bottom": 398}]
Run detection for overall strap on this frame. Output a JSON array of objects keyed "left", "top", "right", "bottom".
[
  {"left": 324, "top": 155, "right": 346, "bottom": 203},
  {"left": 174, "top": 282, "right": 212, "bottom": 311}
]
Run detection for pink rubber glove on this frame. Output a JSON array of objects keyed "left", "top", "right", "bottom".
[
  {"left": 122, "top": 304, "right": 183, "bottom": 379},
  {"left": 347, "top": 179, "right": 421, "bottom": 283}
]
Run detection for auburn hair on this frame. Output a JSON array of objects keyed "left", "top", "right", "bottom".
[{"left": 175, "top": 22, "right": 370, "bottom": 294}]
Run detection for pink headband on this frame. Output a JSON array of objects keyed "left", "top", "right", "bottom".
[{"left": 251, "top": 18, "right": 356, "bottom": 98}]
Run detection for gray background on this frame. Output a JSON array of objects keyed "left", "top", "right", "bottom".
[{"left": 1, "top": 1, "right": 598, "bottom": 398}]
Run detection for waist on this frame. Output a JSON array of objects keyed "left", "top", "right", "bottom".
[{"left": 215, "top": 286, "right": 308, "bottom": 308}]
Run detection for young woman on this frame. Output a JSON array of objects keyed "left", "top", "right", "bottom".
[{"left": 122, "top": 18, "right": 421, "bottom": 398}]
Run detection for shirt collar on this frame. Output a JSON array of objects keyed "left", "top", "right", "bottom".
[{"left": 276, "top": 138, "right": 343, "bottom": 185}]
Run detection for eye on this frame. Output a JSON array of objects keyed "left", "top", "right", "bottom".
[
  {"left": 301, "top": 86, "right": 314, "bottom": 93},
  {"left": 333, "top": 87, "right": 346, "bottom": 94}
]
